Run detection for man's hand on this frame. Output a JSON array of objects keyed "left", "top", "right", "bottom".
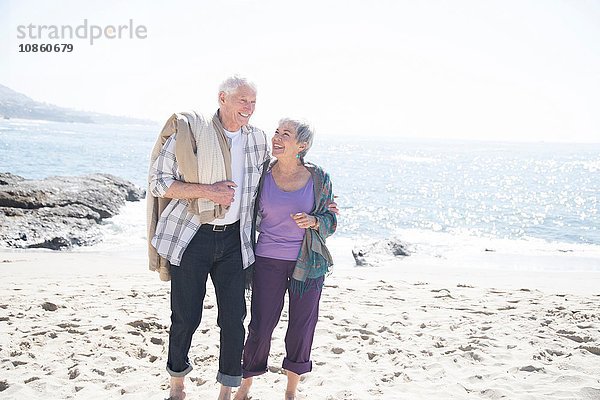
[
  {"left": 162, "top": 180, "right": 237, "bottom": 205},
  {"left": 208, "top": 180, "right": 237, "bottom": 206},
  {"left": 327, "top": 199, "right": 340, "bottom": 215}
]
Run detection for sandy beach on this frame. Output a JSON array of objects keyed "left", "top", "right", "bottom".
[
  {"left": 1, "top": 237, "right": 599, "bottom": 400},
  {"left": 2, "top": 0, "right": 600, "bottom": 398}
]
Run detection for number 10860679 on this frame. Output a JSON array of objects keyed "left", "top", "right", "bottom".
[{"left": 19, "top": 43, "right": 74, "bottom": 52}]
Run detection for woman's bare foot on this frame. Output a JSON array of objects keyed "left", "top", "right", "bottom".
[
  {"left": 233, "top": 377, "right": 253, "bottom": 400},
  {"left": 217, "top": 385, "right": 232, "bottom": 400},
  {"left": 168, "top": 377, "right": 186, "bottom": 400},
  {"left": 285, "top": 370, "right": 300, "bottom": 399},
  {"left": 284, "top": 391, "right": 296, "bottom": 400}
]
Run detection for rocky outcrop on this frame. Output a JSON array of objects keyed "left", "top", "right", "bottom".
[
  {"left": 352, "top": 238, "right": 410, "bottom": 266},
  {"left": 0, "top": 173, "right": 145, "bottom": 250}
]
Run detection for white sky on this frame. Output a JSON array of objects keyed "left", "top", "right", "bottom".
[{"left": 1, "top": 0, "right": 599, "bottom": 142}]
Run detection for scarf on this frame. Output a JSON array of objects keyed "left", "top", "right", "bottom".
[{"left": 291, "top": 162, "right": 337, "bottom": 293}]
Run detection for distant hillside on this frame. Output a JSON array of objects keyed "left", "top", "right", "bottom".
[{"left": 0, "top": 84, "right": 155, "bottom": 125}]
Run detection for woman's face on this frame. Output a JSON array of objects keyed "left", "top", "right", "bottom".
[{"left": 271, "top": 122, "right": 305, "bottom": 160}]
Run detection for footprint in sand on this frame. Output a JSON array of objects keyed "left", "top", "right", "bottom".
[
  {"left": 41, "top": 302, "right": 58, "bottom": 311},
  {"left": 381, "top": 371, "right": 408, "bottom": 383},
  {"left": 576, "top": 323, "right": 594, "bottom": 329},
  {"left": 431, "top": 288, "right": 454, "bottom": 299},
  {"left": 190, "top": 376, "right": 208, "bottom": 386},
  {"left": 558, "top": 333, "right": 593, "bottom": 343},
  {"left": 68, "top": 368, "right": 80, "bottom": 379},
  {"left": 579, "top": 346, "right": 600, "bottom": 356},
  {"left": 150, "top": 337, "right": 164, "bottom": 345},
  {"left": 498, "top": 305, "right": 517, "bottom": 311},
  {"left": 12, "top": 360, "right": 27, "bottom": 367},
  {"left": 377, "top": 326, "right": 391, "bottom": 333},
  {"left": 127, "top": 320, "right": 167, "bottom": 332},
  {"left": 268, "top": 366, "right": 285, "bottom": 374},
  {"left": 580, "top": 387, "right": 600, "bottom": 398},
  {"left": 327, "top": 390, "right": 358, "bottom": 400},
  {"left": 193, "top": 354, "right": 216, "bottom": 363},
  {"left": 519, "top": 365, "right": 544, "bottom": 372},
  {"left": 461, "top": 351, "right": 484, "bottom": 362}
]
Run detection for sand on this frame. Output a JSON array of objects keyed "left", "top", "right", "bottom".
[{"left": 1, "top": 241, "right": 599, "bottom": 400}]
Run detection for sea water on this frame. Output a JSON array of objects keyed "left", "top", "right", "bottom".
[{"left": 1, "top": 118, "right": 599, "bottom": 266}]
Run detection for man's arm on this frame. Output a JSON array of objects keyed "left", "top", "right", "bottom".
[
  {"left": 149, "top": 134, "right": 236, "bottom": 206},
  {"left": 164, "top": 180, "right": 236, "bottom": 206}
]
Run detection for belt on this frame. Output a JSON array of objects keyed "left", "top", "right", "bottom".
[{"left": 200, "top": 220, "right": 240, "bottom": 232}]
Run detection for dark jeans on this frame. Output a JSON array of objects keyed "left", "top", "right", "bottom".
[
  {"left": 242, "top": 256, "right": 323, "bottom": 378},
  {"left": 166, "top": 221, "right": 246, "bottom": 387}
]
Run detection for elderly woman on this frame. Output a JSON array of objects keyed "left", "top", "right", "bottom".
[{"left": 233, "top": 118, "right": 337, "bottom": 400}]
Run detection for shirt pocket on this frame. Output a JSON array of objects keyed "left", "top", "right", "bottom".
[{"left": 247, "top": 164, "right": 261, "bottom": 188}]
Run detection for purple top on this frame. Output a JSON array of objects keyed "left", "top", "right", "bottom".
[{"left": 255, "top": 170, "right": 315, "bottom": 261}]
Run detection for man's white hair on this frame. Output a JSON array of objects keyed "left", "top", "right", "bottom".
[{"left": 218, "top": 75, "right": 257, "bottom": 96}]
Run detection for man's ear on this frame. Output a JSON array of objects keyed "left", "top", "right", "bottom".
[{"left": 218, "top": 92, "right": 226, "bottom": 105}]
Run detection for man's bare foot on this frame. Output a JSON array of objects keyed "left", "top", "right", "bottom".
[
  {"left": 285, "top": 391, "right": 296, "bottom": 400},
  {"left": 217, "top": 384, "right": 232, "bottom": 400},
  {"left": 233, "top": 377, "right": 253, "bottom": 400},
  {"left": 168, "top": 377, "right": 186, "bottom": 400}
]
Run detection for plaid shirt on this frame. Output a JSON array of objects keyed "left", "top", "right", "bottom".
[{"left": 149, "top": 123, "right": 269, "bottom": 268}]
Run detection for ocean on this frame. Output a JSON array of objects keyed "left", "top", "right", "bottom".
[{"left": 1, "top": 118, "right": 599, "bottom": 267}]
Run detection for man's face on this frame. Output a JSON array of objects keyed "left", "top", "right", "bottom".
[{"left": 219, "top": 85, "right": 256, "bottom": 131}]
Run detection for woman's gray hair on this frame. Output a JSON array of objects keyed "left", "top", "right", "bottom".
[
  {"left": 280, "top": 117, "right": 315, "bottom": 161},
  {"left": 218, "top": 75, "right": 257, "bottom": 96}
]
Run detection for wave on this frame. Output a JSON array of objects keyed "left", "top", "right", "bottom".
[{"left": 84, "top": 202, "right": 600, "bottom": 274}]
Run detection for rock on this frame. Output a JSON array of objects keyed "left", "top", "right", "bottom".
[
  {"left": 352, "top": 238, "right": 410, "bottom": 266},
  {"left": 29, "top": 237, "right": 73, "bottom": 250},
  {"left": 0, "top": 172, "right": 24, "bottom": 186},
  {"left": 0, "top": 173, "right": 145, "bottom": 249}
]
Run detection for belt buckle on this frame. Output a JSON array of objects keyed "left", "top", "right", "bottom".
[{"left": 212, "top": 224, "right": 226, "bottom": 232}]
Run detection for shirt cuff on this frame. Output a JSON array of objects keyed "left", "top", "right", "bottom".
[{"left": 149, "top": 176, "right": 174, "bottom": 198}]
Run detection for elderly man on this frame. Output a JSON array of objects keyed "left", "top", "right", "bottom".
[{"left": 148, "top": 76, "right": 269, "bottom": 400}]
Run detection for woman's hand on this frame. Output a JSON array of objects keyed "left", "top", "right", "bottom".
[
  {"left": 327, "top": 200, "right": 339, "bottom": 215},
  {"left": 291, "top": 212, "right": 318, "bottom": 229}
]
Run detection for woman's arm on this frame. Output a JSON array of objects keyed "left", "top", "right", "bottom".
[{"left": 291, "top": 170, "right": 337, "bottom": 238}]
